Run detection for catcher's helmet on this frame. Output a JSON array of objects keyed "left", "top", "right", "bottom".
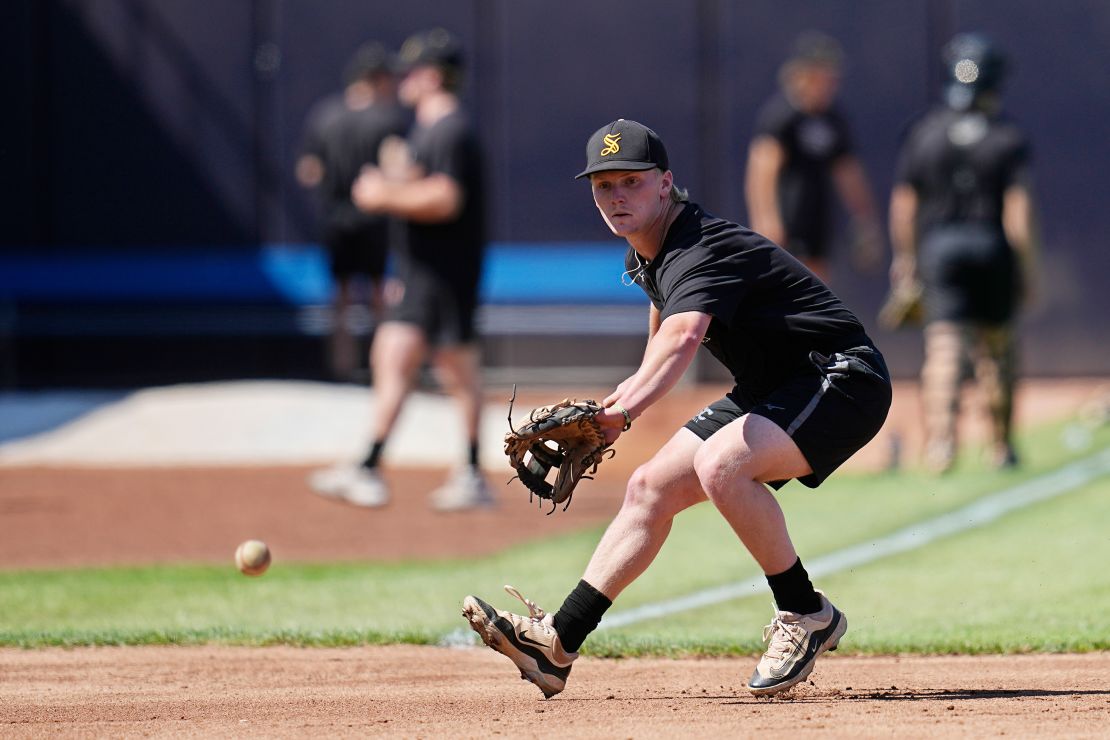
[{"left": 943, "top": 33, "right": 1007, "bottom": 111}]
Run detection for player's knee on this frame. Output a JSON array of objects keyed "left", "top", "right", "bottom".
[
  {"left": 622, "top": 465, "right": 676, "bottom": 521},
  {"left": 693, "top": 446, "right": 755, "bottom": 502}
]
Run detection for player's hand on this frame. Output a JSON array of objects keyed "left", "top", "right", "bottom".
[
  {"left": 602, "top": 381, "right": 631, "bottom": 408},
  {"left": 295, "top": 155, "right": 324, "bottom": 188},
  {"left": 595, "top": 407, "right": 627, "bottom": 446},
  {"left": 378, "top": 136, "right": 416, "bottom": 181},
  {"left": 889, "top": 254, "right": 917, "bottom": 289},
  {"left": 352, "top": 166, "right": 389, "bottom": 212}
]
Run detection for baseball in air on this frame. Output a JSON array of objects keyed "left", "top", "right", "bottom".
[{"left": 235, "top": 539, "right": 271, "bottom": 576}]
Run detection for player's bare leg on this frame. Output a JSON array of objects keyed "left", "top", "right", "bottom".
[
  {"left": 692, "top": 412, "right": 846, "bottom": 696},
  {"left": 330, "top": 277, "right": 358, "bottom": 381},
  {"left": 581, "top": 429, "right": 707, "bottom": 598},
  {"left": 429, "top": 343, "right": 493, "bottom": 509},
  {"left": 368, "top": 321, "right": 428, "bottom": 441},
  {"left": 368, "top": 275, "right": 386, "bottom": 328},
  {"left": 432, "top": 343, "right": 482, "bottom": 443},
  {"left": 464, "top": 429, "right": 705, "bottom": 697},
  {"left": 692, "top": 413, "right": 810, "bottom": 574},
  {"left": 309, "top": 320, "right": 425, "bottom": 507}
]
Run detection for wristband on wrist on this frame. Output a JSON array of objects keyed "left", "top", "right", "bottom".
[{"left": 612, "top": 403, "right": 632, "bottom": 432}]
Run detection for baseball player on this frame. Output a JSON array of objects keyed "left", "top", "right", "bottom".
[
  {"left": 296, "top": 42, "right": 410, "bottom": 379},
  {"left": 745, "top": 31, "right": 882, "bottom": 283},
  {"left": 464, "top": 119, "right": 891, "bottom": 697},
  {"left": 310, "top": 28, "right": 492, "bottom": 510},
  {"left": 889, "top": 33, "right": 1039, "bottom": 473}
]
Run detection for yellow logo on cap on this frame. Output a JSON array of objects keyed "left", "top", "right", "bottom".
[{"left": 600, "top": 133, "right": 622, "bottom": 156}]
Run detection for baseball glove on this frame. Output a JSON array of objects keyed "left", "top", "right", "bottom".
[
  {"left": 504, "top": 396, "right": 613, "bottom": 513},
  {"left": 878, "top": 281, "right": 925, "bottom": 330}
]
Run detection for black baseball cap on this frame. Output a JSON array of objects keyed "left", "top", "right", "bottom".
[
  {"left": 344, "top": 41, "right": 393, "bottom": 84},
  {"left": 575, "top": 119, "right": 669, "bottom": 179},
  {"left": 398, "top": 28, "right": 463, "bottom": 72},
  {"left": 787, "top": 30, "right": 844, "bottom": 69}
]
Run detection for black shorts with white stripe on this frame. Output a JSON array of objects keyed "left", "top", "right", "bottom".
[{"left": 683, "top": 345, "right": 892, "bottom": 488}]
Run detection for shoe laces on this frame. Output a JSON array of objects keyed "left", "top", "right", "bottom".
[
  {"left": 761, "top": 611, "right": 808, "bottom": 663},
  {"left": 504, "top": 585, "right": 552, "bottom": 629}
]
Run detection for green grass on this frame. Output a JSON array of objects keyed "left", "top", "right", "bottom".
[{"left": 1, "top": 417, "right": 1108, "bottom": 654}]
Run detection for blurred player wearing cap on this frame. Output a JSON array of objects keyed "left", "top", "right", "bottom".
[
  {"left": 462, "top": 119, "right": 891, "bottom": 698},
  {"left": 745, "top": 31, "right": 882, "bottom": 283},
  {"left": 310, "top": 29, "right": 492, "bottom": 511},
  {"left": 889, "top": 33, "right": 1039, "bottom": 473},
  {"left": 296, "top": 42, "right": 410, "bottom": 380}
]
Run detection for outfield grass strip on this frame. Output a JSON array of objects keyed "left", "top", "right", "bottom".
[{"left": 599, "top": 446, "right": 1110, "bottom": 630}]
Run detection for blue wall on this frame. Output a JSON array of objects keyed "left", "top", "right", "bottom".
[{"left": 4, "top": 0, "right": 1110, "bottom": 375}]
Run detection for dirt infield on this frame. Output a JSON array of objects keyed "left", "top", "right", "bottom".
[{"left": 2, "top": 646, "right": 1108, "bottom": 737}]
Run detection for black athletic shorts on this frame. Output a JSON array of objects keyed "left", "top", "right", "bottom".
[
  {"left": 389, "top": 263, "right": 480, "bottom": 346},
  {"left": 684, "top": 345, "right": 891, "bottom": 488},
  {"left": 324, "top": 221, "right": 389, "bottom": 280},
  {"left": 919, "top": 224, "right": 1019, "bottom": 324}
]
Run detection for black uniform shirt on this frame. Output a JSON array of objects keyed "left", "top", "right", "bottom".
[
  {"left": 754, "top": 93, "right": 853, "bottom": 246},
  {"left": 626, "top": 203, "right": 868, "bottom": 401},
  {"left": 404, "top": 109, "right": 486, "bottom": 283},
  {"left": 895, "top": 107, "right": 1030, "bottom": 235},
  {"left": 301, "top": 96, "right": 410, "bottom": 230}
]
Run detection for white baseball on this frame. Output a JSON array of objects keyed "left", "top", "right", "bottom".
[{"left": 235, "top": 539, "right": 271, "bottom": 576}]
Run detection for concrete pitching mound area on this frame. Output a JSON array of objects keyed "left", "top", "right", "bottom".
[{"left": 1, "top": 378, "right": 1108, "bottom": 736}]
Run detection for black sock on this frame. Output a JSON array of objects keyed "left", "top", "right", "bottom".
[
  {"left": 552, "top": 580, "right": 612, "bottom": 653},
  {"left": 361, "top": 440, "right": 385, "bottom": 470},
  {"left": 765, "top": 558, "right": 822, "bottom": 615},
  {"left": 468, "top": 441, "right": 480, "bottom": 468}
]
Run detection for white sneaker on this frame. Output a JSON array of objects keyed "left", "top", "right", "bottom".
[
  {"left": 747, "top": 591, "right": 846, "bottom": 696},
  {"left": 308, "top": 464, "right": 360, "bottom": 497},
  {"left": 430, "top": 467, "right": 496, "bottom": 511},
  {"left": 343, "top": 467, "right": 389, "bottom": 508},
  {"left": 309, "top": 464, "right": 389, "bottom": 508},
  {"left": 462, "top": 585, "right": 577, "bottom": 698}
]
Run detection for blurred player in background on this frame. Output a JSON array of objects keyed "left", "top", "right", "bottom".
[
  {"left": 296, "top": 42, "right": 410, "bottom": 380},
  {"left": 745, "top": 31, "right": 882, "bottom": 283},
  {"left": 310, "top": 28, "right": 492, "bottom": 511},
  {"left": 464, "top": 119, "right": 891, "bottom": 698},
  {"left": 889, "top": 33, "right": 1039, "bottom": 474}
]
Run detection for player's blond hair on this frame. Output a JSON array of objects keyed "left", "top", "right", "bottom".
[{"left": 669, "top": 182, "right": 689, "bottom": 203}]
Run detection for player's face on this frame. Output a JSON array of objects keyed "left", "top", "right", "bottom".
[
  {"left": 399, "top": 65, "right": 438, "bottom": 106},
  {"left": 590, "top": 168, "right": 672, "bottom": 237},
  {"left": 792, "top": 64, "right": 841, "bottom": 113}
]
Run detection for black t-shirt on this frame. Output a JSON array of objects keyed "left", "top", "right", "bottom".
[
  {"left": 627, "top": 203, "right": 869, "bottom": 400},
  {"left": 402, "top": 109, "right": 486, "bottom": 285},
  {"left": 754, "top": 93, "right": 853, "bottom": 246},
  {"left": 895, "top": 106, "right": 1030, "bottom": 236},
  {"left": 301, "top": 95, "right": 410, "bottom": 230}
]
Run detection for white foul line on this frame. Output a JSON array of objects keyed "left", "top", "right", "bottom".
[{"left": 599, "top": 446, "right": 1110, "bottom": 630}]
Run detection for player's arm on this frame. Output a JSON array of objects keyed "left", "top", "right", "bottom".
[
  {"left": 888, "top": 183, "right": 919, "bottom": 289},
  {"left": 1002, "top": 183, "right": 1041, "bottom": 305},
  {"left": 647, "top": 303, "right": 661, "bottom": 342},
  {"left": 295, "top": 154, "right": 324, "bottom": 189},
  {"left": 744, "top": 135, "right": 787, "bottom": 245},
  {"left": 599, "top": 311, "right": 711, "bottom": 441},
  {"left": 831, "top": 155, "right": 883, "bottom": 270},
  {"left": 352, "top": 169, "right": 464, "bottom": 223}
]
